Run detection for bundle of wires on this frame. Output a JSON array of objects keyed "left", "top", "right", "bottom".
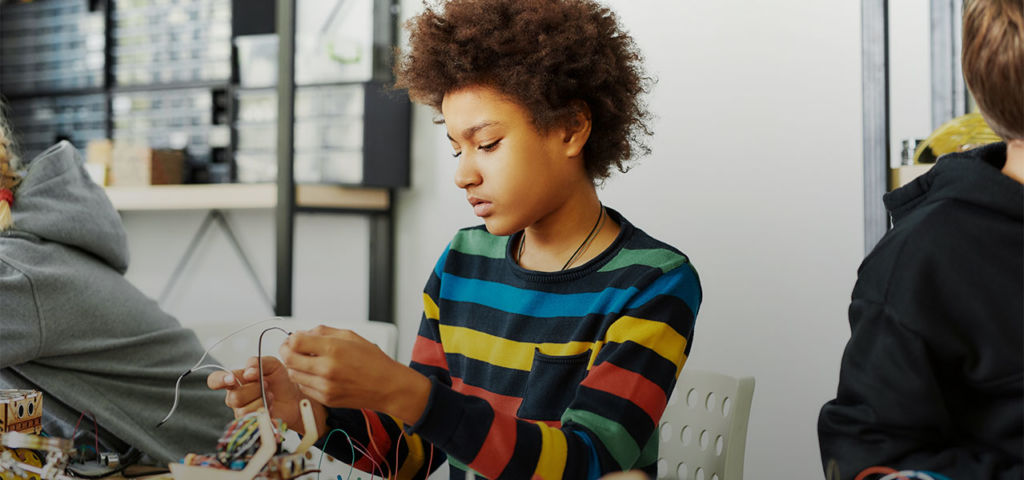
[
  {"left": 213, "top": 412, "right": 286, "bottom": 470},
  {"left": 855, "top": 466, "right": 954, "bottom": 480}
]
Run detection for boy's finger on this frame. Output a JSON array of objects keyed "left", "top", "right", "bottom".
[
  {"left": 284, "top": 331, "right": 333, "bottom": 356},
  {"left": 207, "top": 371, "right": 236, "bottom": 390}
]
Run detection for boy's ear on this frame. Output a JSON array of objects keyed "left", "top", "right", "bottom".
[{"left": 562, "top": 101, "right": 592, "bottom": 158}]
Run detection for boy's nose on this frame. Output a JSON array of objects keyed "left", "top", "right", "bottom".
[{"left": 454, "top": 156, "right": 481, "bottom": 189}]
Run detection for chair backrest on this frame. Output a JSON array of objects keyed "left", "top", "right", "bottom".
[
  {"left": 189, "top": 317, "right": 399, "bottom": 369},
  {"left": 656, "top": 369, "right": 755, "bottom": 480}
]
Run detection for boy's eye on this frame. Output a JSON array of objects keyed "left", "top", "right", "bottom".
[
  {"left": 479, "top": 140, "right": 501, "bottom": 152},
  {"left": 452, "top": 151, "right": 463, "bottom": 158}
]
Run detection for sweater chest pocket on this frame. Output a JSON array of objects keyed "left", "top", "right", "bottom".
[{"left": 516, "top": 349, "right": 590, "bottom": 421}]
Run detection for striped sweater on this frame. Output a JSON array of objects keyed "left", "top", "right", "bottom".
[{"left": 319, "top": 208, "right": 701, "bottom": 479}]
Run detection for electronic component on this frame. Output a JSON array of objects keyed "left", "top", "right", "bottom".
[
  {"left": 0, "top": 391, "right": 42, "bottom": 435},
  {"left": 0, "top": 431, "right": 73, "bottom": 480},
  {"left": 169, "top": 399, "right": 320, "bottom": 480}
]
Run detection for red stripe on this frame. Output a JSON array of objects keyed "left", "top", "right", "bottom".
[
  {"left": 468, "top": 411, "right": 517, "bottom": 478},
  {"left": 580, "top": 362, "right": 667, "bottom": 423},
  {"left": 411, "top": 335, "right": 449, "bottom": 370},
  {"left": 451, "top": 377, "right": 523, "bottom": 416},
  {"left": 363, "top": 410, "right": 394, "bottom": 473},
  {"left": 353, "top": 456, "right": 378, "bottom": 476}
]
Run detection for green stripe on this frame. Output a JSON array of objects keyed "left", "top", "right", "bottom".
[
  {"left": 599, "top": 248, "right": 688, "bottom": 273},
  {"left": 562, "top": 408, "right": 640, "bottom": 470},
  {"left": 635, "top": 430, "right": 659, "bottom": 467},
  {"left": 447, "top": 458, "right": 477, "bottom": 477},
  {"left": 450, "top": 229, "right": 508, "bottom": 259}
]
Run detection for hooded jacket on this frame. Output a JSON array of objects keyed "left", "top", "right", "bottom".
[
  {"left": 818, "top": 142, "right": 1023, "bottom": 479},
  {"left": 0, "top": 142, "right": 232, "bottom": 463}
]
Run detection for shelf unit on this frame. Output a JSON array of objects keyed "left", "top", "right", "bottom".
[
  {"left": 0, "top": 0, "right": 408, "bottom": 322},
  {"left": 104, "top": 184, "right": 390, "bottom": 211}
]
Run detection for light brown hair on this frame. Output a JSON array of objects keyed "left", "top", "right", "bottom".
[{"left": 962, "top": 0, "right": 1024, "bottom": 140}]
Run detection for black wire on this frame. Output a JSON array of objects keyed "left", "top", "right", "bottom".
[{"left": 258, "top": 327, "right": 292, "bottom": 418}]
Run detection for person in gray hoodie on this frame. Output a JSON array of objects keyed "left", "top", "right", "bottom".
[{"left": 0, "top": 116, "right": 233, "bottom": 465}]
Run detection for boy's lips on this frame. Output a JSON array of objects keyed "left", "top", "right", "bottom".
[{"left": 467, "top": 196, "right": 493, "bottom": 217}]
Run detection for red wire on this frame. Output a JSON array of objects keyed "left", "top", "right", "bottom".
[
  {"left": 424, "top": 444, "right": 434, "bottom": 480},
  {"left": 395, "top": 428, "right": 405, "bottom": 480},
  {"left": 855, "top": 466, "right": 910, "bottom": 480},
  {"left": 362, "top": 410, "right": 393, "bottom": 479},
  {"left": 71, "top": 410, "right": 100, "bottom": 457}
]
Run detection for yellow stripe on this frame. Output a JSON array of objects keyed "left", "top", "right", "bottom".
[
  {"left": 423, "top": 293, "right": 439, "bottom": 320},
  {"left": 532, "top": 421, "right": 567, "bottom": 480},
  {"left": 438, "top": 325, "right": 596, "bottom": 372},
  {"left": 605, "top": 316, "right": 689, "bottom": 376},
  {"left": 395, "top": 430, "right": 426, "bottom": 480}
]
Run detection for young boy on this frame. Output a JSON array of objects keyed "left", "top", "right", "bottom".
[
  {"left": 209, "top": 1, "right": 701, "bottom": 478},
  {"left": 818, "top": 0, "right": 1023, "bottom": 478}
]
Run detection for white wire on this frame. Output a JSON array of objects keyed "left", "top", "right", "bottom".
[
  {"left": 158, "top": 317, "right": 284, "bottom": 426},
  {"left": 188, "top": 317, "right": 284, "bottom": 372}
]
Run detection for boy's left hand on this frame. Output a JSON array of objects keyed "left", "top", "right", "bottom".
[{"left": 279, "top": 325, "right": 431, "bottom": 425}]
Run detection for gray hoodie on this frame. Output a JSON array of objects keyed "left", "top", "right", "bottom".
[{"left": 0, "top": 142, "right": 233, "bottom": 463}]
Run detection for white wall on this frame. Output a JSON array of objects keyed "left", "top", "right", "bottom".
[
  {"left": 889, "top": 0, "right": 934, "bottom": 167},
  {"left": 123, "top": 210, "right": 371, "bottom": 336},
  {"left": 117, "top": 1, "right": 882, "bottom": 478}
]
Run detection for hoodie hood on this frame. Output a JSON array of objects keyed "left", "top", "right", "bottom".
[
  {"left": 884, "top": 142, "right": 1023, "bottom": 224},
  {"left": 6, "top": 141, "right": 129, "bottom": 272}
]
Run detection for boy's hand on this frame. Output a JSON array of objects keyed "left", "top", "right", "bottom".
[
  {"left": 206, "top": 355, "right": 327, "bottom": 436},
  {"left": 280, "top": 325, "right": 432, "bottom": 425}
]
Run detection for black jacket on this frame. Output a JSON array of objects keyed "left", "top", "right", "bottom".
[{"left": 818, "top": 142, "right": 1023, "bottom": 480}]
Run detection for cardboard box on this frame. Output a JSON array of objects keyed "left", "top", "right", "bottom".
[
  {"left": 890, "top": 164, "right": 934, "bottom": 191},
  {"left": 110, "top": 143, "right": 185, "bottom": 186}
]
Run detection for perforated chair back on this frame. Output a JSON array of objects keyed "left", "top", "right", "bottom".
[{"left": 656, "top": 369, "right": 755, "bottom": 480}]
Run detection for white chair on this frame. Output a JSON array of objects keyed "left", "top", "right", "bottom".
[
  {"left": 189, "top": 317, "right": 399, "bottom": 369},
  {"left": 656, "top": 370, "right": 755, "bottom": 480}
]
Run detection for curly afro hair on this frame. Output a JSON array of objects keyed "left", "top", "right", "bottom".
[{"left": 394, "top": 0, "right": 653, "bottom": 182}]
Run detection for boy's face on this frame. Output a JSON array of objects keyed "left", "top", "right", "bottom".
[{"left": 442, "top": 85, "right": 580, "bottom": 236}]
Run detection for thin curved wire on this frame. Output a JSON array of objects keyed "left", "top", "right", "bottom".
[
  {"left": 158, "top": 317, "right": 283, "bottom": 427},
  {"left": 317, "top": 429, "right": 355, "bottom": 480},
  {"left": 257, "top": 326, "right": 292, "bottom": 418}
]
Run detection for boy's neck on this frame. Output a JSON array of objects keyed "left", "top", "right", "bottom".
[
  {"left": 1003, "top": 139, "right": 1024, "bottom": 185},
  {"left": 518, "top": 184, "right": 621, "bottom": 272}
]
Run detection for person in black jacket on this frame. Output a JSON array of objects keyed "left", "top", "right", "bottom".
[{"left": 817, "top": 1, "right": 1023, "bottom": 479}]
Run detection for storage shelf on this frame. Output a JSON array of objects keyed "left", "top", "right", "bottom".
[{"left": 104, "top": 183, "right": 390, "bottom": 211}]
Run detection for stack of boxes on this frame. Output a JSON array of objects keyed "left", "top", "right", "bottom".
[
  {"left": 112, "top": 88, "right": 231, "bottom": 183},
  {"left": 0, "top": 0, "right": 105, "bottom": 95},
  {"left": 111, "top": 0, "right": 231, "bottom": 86},
  {"left": 234, "top": 85, "right": 365, "bottom": 184},
  {"left": 6, "top": 95, "right": 107, "bottom": 162}
]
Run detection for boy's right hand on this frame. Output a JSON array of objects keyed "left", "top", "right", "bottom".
[{"left": 206, "top": 356, "right": 326, "bottom": 436}]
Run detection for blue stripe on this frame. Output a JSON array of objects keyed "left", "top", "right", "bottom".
[
  {"left": 433, "top": 244, "right": 451, "bottom": 277},
  {"left": 572, "top": 430, "right": 602, "bottom": 480},
  {"left": 438, "top": 266, "right": 700, "bottom": 318},
  {"left": 627, "top": 265, "right": 701, "bottom": 316}
]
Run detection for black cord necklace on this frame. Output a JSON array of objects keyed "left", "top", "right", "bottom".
[{"left": 517, "top": 205, "right": 606, "bottom": 271}]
